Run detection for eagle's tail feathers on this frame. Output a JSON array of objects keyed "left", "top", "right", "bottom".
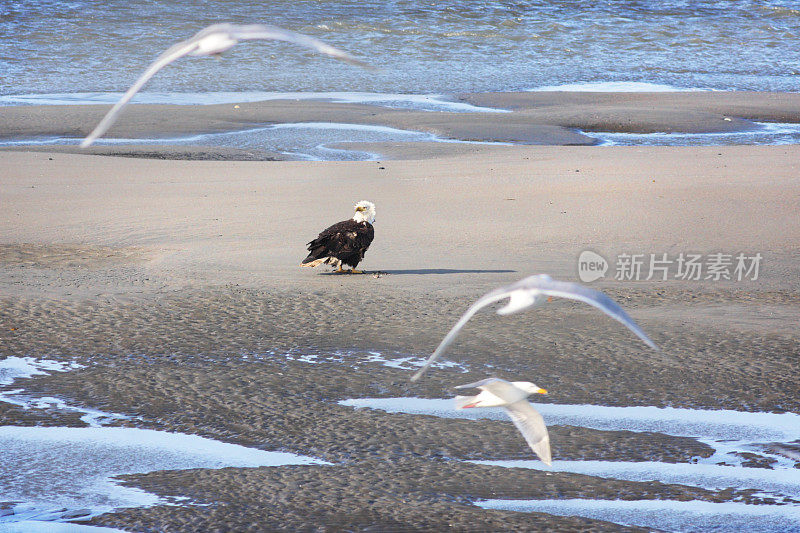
[{"left": 301, "top": 257, "right": 327, "bottom": 267}]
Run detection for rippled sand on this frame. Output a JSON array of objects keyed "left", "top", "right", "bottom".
[{"left": 1, "top": 111, "right": 799, "bottom": 530}]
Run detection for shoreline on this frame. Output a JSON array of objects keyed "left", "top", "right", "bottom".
[{"left": 2, "top": 91, "right": 800, "bottom": 161}]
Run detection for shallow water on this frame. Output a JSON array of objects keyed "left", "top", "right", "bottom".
[
  {"left": 0, "top": 357, "right": 82, "bottom": 387},
  {"left": 339, "top": 397, "right": 800, "bottom": 443},
  {"left": 0, "top": 356, "right": 328, "bottom": 527},
  {"left": 590, "top": 122, "right": 800, "bottom": 146},
  {"left": 0, "top": 522, "right": 125, "bottom": 533},
  {"left": 341, "top": 396, "right": 800, "bottom": 531},
  {"left": 0, "top": 353, "right": 470, "bottom": 527},
  {"left": 0, "top": 120, "right": 516, "bottom": 161},
  {"left": 477, "top": 498, "right": 800, "bottom": 533},
  {"left": 0, "top": 425, "right": 327, "bottom": 519},
  {"left": 1, "top": 105, "right": 795, "bottom": 159},
  {"left": 2, "top": 2, "right": 798, "bottom": 156},
  {"left": 2, "top": 1, "right": 799, "bottom": 94}
]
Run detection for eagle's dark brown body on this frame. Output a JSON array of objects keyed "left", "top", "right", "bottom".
[{"left": 302, "top": 218, "right": 375, "bottom": 269}]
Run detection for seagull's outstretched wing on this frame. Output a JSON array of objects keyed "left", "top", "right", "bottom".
[
  {"left": 505, "top": 400, "right": 552, "bottom": 465},
  {"left": 80, "top": 38, "right": 201, "bottom": 147},
  {"left": 513, "top": 276, "right": 658, "bottom": 351},
  {"left": 410, "top": 289, "right": 511, "bottom": 382},
  {"left": 229, "top": 24, "right": 369, "bottom": 67},
  {"left": 458, "top": 377, "right": 525, "bottom": 402},
  {"left": 81, "top": 23, "right": 368, "bottom": 147},
  {"left": 410, "top": 274, "right": 657, "bottom": 382}
]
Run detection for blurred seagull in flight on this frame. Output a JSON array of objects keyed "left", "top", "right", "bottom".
[
  {"left": 411, "top": 274, "right": 658, "bottom": 382},
  {"left": 81, "top": 23, "right": 369, "bottom": 147},
  {"left": 455, "top": 377, "right": 552, "bottom": 465}
]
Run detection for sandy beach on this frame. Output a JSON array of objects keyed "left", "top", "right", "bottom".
[{"left": 1, "top": 93, "right": 799, "bottom": 531}]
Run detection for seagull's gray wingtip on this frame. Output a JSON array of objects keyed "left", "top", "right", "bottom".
[{"left": 640, "top": 335, "right": 659, "bottom": 351}]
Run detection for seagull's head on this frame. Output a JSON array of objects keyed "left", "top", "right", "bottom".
[
  {"left": 352, "top": 200, "right": 376, "bottom": 224},
  {"left": 511, "top": 381, "right": 548, "bottom": 396}
]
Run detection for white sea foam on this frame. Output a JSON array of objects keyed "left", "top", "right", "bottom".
[
  {"left": 363, "top": 352, "right": 468, "bottom": 372},
  {"left": 588, "top": 121, "right": 800, "bottom": 146},
  {"left": 339, "top": 397, "right": 800, "bottom": 444},
  {"left": 477, "top": 498, "right": 800, "bottom": 532},
  {"left": 528, "top": 81, "right": 707, "bottom": 92},
  {"left": 0, "top": 521, "right": 127, "bottom": 532},
  {"left": 0, "top": 357, "right": 125, "bottom": 427},
  {"left": 281, "top": 350, "right": 468, "bottom": 372},
  {"left": 472, "top": 459, "right": 800, "bottom": 496},
  {"left": 0, "top": 121, "right": 511, "bottom": 161},
  {"left": 0, "top": 357, "right": 83, "bottom": 386},
  {"left": 0, "top": 91, "right": 505, "bottom": 113},
  {"left": 270, "top": 122, "right": 427, "bottom": 134},
  {"left": 0, "top": 392, "right": 129, "bottom": 428}
]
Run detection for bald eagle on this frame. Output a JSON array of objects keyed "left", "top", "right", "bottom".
[{"left": 301, "top": 201, "right": 376, "bottom": 273}]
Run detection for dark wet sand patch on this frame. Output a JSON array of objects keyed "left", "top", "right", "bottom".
[
  {"left": 2, "top": 285, "right": 797, "bottom": 530},
  {"left": 2, "top": 285, "right": 798, "bottom": 413},
  {"left": 0, "top": 144, "right": 286, "bottom": 161}
]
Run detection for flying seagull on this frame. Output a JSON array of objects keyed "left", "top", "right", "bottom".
[
  {"left": 301, "top": 201, "right": 376, "bottom": 274},
  {"left": 411, "top": 274, "right": 658, "bottom": 382},
  {"left": 81, "top": 23, "right": 368, "bottom": 147},
  {"left": 455, "top": 377, "right": 552, "bottom": 465}
]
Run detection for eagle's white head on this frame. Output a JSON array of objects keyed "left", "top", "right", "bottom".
[{"left": 352, "top": 200, "right": 376, "bottom": 224}]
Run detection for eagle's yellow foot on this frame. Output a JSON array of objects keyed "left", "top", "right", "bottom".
[
  {"left": 335, "top": 266, "right": 345, "bottom": 273},
  {"left": 348, "top": 269, "right": 364, "bottom": 274}
]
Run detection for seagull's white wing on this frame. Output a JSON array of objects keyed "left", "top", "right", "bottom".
[
  {"left": 229, "top": 24, "right": 369, "bottom": 67},
  {"left": 472, "top": 378, "right": 526, "bottom": 401},
  {"left": 516, "top": 276, "right": 658, "bottom": 350},
  {"left": 454, "top": 378, "right": 523, "bottom": 409},
  {"left": 505, "top": 400, "right": 552, "bottom": 465},
  {"left": 81, "top": 38, "right": 201, "bottom": 147},
  {"left": 410, "top": 290, "right": 512, "bottom": 382}
]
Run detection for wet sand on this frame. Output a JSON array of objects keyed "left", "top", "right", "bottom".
[
  {"left": 4, "top": 91, "right": 800, "bottom": 158},
  {"left": 1, "top": 93, "right": 799, "bottom": 531}
]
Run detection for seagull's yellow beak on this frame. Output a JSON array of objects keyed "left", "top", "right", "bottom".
[{"left": 536, "top": 388, "right": 548, "bottom": 395}]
